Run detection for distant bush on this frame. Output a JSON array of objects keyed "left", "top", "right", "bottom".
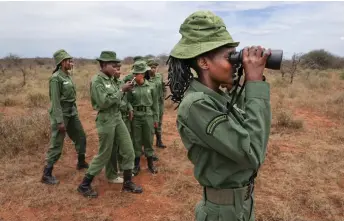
[{"left": 301, "top": 49, "right": 344, "bottom": 70}]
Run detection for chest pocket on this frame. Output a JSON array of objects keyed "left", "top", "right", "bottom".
[
  {"left": 133, "top": 86, "right": 153, "bottom": 106},
  {"left": 61, "top": 79, "right": 76, "bottom": 99},
  {"left": 104, "top": 82, "right": 117, "bottom": 95}
]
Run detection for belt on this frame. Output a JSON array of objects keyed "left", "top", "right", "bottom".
[
  {"left": 99, "top": 108, "right": 119, "bottom": 114},
  {"left": 134, "top": 106, "right": 148, "bottom": 112},
  {"left": 204, "top": 184, "right": 254, "bottom": 205}
]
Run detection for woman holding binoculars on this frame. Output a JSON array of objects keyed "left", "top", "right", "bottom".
[{"left": 167, "top": 10, "right": 274, "bottom": 221}]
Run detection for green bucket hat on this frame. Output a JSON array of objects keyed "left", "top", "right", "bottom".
[
  {"left": 133, "top": 56, "right": 144, "bottom": 62},
  {"left": 132, "top": 60, "right": 151, "bottom": 74},
  {"left": 96, "top": 51, "right": 121, "bottom": 62},
  {"left": 170, "top": 10, "right": 240, "bottom": 59},
  {"left": 53, "top": 49, "right": 72, "bottom": 66},
  {"left": 147, "top": 58, "right": 159, "bottom": 67}
]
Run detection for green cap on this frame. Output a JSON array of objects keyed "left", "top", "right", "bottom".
[
  {"left": 170, "top": 10, "right": 239, "bottom": 59},
  {"left": 133, "top": 56, "right": 144, "bottom": 62},
  {"left": 53, "top": 49, "right": 72, "bottom": 66},
  {"left": 96, "top": 51, "right": 121, "bottom": 62},
  {"left": 147, "top": 58, "right": 159, "bottom": 67},
  {"left": 132, "top": 60, "right": 151, "bottom": 74}
]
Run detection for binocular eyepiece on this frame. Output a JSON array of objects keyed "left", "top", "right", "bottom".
[{"left": 228, "top": 49, "right": 283, "bottom": 70}]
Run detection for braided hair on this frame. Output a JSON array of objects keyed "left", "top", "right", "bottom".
[
  {"left": 52, "top": 64, "right": 61, "bottom": 74},
  {"left": 166, "top": 46, "right": 227, "bottom": 105},
  {"left": 166, "top": 57, "right": 195, "bottom": 105}
]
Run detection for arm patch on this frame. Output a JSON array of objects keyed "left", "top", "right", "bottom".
[{"left": 206, "top": 114, "right": 228, "bottom": 135}]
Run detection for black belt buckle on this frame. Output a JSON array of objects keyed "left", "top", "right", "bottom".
[{"left": 244, "top": 183, "right": 254, "bottom": 201}]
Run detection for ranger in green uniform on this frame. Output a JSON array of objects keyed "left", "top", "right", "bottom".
[
  {"left": 167, "top": 11, "right": 272, "bottom": 221},
  {"left": 127, "top": 60, "right": 159, "bottom": 176},
  {"left": 41, "top": 49, "right": 88, "bottom": 185},
  {"left": 77, "top": 51, "right": 143, "bottom": 198},
  {"left": 147, "top": 59, "right": 167, "bottom": 148}
]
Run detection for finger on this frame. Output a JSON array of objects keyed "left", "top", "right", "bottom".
[
  {"left": 262, "top": 48, "right": 271, "bottom": 60},
  {"left": 256, "top": 46, "right": 264, "bottom": 58},
  {"left": 249, "top": 46, "right": 256, "bottom": 57},
  {"left": 242, "top": 47, "right": 249, "bottom": 60}
]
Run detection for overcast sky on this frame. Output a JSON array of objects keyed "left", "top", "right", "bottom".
[{"left": 1, "top": 1, "right": 344, "bottom": 59}]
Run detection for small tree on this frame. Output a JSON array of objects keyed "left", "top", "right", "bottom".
[
  {"left": 279, "top": 53, "right": 302, "bottom": 84},
  {"left": 290, "top": 53, "right": 302, "bottom": 84},
  {"left": 4, "top": 54, "right": 28, "bottom": 86}
]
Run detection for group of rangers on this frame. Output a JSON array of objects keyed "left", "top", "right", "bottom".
[{"left": 41, "top": 49, "right": 167, "bottom": 198}]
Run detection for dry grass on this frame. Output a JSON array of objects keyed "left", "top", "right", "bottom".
[
  {"left": 26, "top": 90, "right": 49, "bottom": 107},
  {"left": 0, "top": 110, "right": 50, "bottom": 158},
  {"left": 274, "top": 110, "right": 304, "bottom": 130},
  {"left": 0, "top": 63, "right": 344, "bottom": 221}
]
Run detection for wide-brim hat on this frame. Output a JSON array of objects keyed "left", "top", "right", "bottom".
[
  {"left": 133, "top": 56, "right": 145, "bottom": 62},
  {"left": 96, "top": 51, "right": 121, "bottom": 62},
  {"left": 53, "top": 49, "right": 72, "bottom": 66},
  {"left": 132, "top": 60, "right": 151, "bottom": 74},
  {"left": 147, "top": 58, "right": 159, "bottom": 67},
  {"left": 170, "top": 10, "right": 239, "bottom": 59}
]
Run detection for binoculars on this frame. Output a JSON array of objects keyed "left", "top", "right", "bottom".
[{"left": 228, "top": 49, "right": 283, "bottom": 70}]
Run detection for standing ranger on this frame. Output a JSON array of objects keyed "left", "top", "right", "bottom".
[
  {"left": 127, "top": 60, "right": 159, "bottom": 176},
  {"left": 77, "top": 51, "right": 143, "bottom": 198},
  {"left": 41, "top": 49, "right": 88, "bottom": 185},
  {"left": 147, "top": 58, "right": 167, "bottom": 148},
  {"left": 167, "top": 11, "right": 272, "bottom": 220}
]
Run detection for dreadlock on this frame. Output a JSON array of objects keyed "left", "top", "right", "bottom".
[
  {"left": 166, "top": 56, "right": 194, "bottom": 106},
  {"left": 52, "top": 64, "right": 61, "bottom": 75},
  {"left": 165, "top": 46, "right": 227, "bottom": 105}
]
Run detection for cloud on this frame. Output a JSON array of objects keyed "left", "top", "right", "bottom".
[
  {"left": 341, "top": 37, "right": 344, "bottom": 40},
  {"left": 0, "top": 1, "right": 343, "bottom": 59}
]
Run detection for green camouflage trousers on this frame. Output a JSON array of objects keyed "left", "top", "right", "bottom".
[
  {"left": 195, "top": 191, "right": 255, "bottom": 221},
  {"left": 132, "top": 115, "right": 154, "bottom": 157},
  {"left": 46, "top": 114, "right": 86, "bottom": 165},
  {"left": 86, "top": 116, "right": 134, "bottom": 178}
]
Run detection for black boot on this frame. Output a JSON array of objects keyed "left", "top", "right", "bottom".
[
  {"left": 132, "top": 157, "right": 141, "bottom": 176},
  {"left": 77, "top": 154, "right": 89, "bottom": 170},
  {"left": 152, "top": 154, "right": 159, "bottom": 162},
  {"left": 156, "top": 132, "right": 166, "bottom": 148},
  {"left": 41, "top": 164, "right": 59, "bottom": 185},
  {"left": 122, "top": 169, "right": 143, "bottom": 194},
  {"left": 76, "top": 154, "right": 88, "bottom": 170},
  {"left": 77, "top": 174, "right": 98, "bottom": 198},
  {"left": 147, "top": 156, "right": 158, "bottom": 174}
]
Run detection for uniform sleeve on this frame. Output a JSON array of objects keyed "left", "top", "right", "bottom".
[
  {"left": 180, "top": 81, "right": 271, "bottom": 169},
  {"left": 229, "top": 87, "right": 246, "bottom": 110},
  {"left": 49, "top": 79, "right": 64, "bottom": 124},
  {"left": 151, "top": 86, "right": 159, "bottom": 123},
  {"left": 127, "top": 90, "right": 132, "bottom": 103},
  {"left": 161, "top": 76, "right": 166, "bottom": 98},
  {"left": 91, "top": 81, "right": 124, "bottom": 110},
  {"left": 127, "top": 97, "right": 133, "bottom": 112},
  {"left": 123, "top": 74, "right": 133, "bottom": 83}
]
